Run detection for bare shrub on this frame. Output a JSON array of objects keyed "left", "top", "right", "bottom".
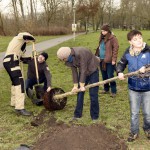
[{"left": 31, "top": 26, "right": 71, "bottom": 36}]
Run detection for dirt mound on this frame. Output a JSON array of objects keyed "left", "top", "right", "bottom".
[{"left": 31, "top": 116, "right": 127, "bottom": 150}]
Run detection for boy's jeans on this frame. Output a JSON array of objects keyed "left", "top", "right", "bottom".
[
  {"left": 74, "top": 69, "right": 99, "bottom": 120},
  {"left": 129, "top": 89, "right": 150, "bottom": 134}
]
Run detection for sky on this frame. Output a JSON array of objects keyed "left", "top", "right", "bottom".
[
  {"left": 113, "top": 0, "right": 121, "bottom": 7},
  {"left": 0, "top": 0, "right": 9, "bottom": 13},
  {"left": 0, "top": 0, "right": 43, "bottom": 14},
  {"left": 0, "top": 0, "right": 121, "bottom": 14}
]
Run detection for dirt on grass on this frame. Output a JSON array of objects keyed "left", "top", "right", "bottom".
[{"left": 30, "top": 110, "right": 127, "bottom": 150}]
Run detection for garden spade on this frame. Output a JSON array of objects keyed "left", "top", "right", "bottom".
[
  {"left": 32, "top": 42, "right": 39, "bottom": 84},
  {"left": 31, "top": 42, "right": 44, "bottom": 105}
]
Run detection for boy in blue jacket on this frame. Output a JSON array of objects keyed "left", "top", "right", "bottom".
[{"left": 116, "top": 30, "right": 150, "bottom": 142}]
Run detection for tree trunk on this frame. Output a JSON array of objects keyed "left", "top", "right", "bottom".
[
  {"left": 0, "top": 12, "right": 6, "bottom": 36},
  {"left": 30, "top": 0, "right": 34, "bottom": 20},
  {"left": 11, "top": 0, "right": 19, "bottom": 33},
  {"left": 19, "top": 0, "right": 25, "bottom": 21},
  {"left": 33, "top": 0, "right": 38, "bottom": 21}
]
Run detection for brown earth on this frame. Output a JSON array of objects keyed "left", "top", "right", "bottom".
[{"left": 30, "top": 110, "right": 127, "bottom": 150}]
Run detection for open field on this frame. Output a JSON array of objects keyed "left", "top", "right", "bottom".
[{"left": 0, "top": 30, "right": 150, "bottom": 149}]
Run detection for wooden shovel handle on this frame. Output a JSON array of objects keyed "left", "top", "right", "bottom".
[{"left": 32, "top": 42, "right": 39, "bottom": 84}]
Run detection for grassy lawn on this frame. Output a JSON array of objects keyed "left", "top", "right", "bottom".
[
  {"left": 0, "top": 30, "right": 150, "bottom": 150},
  {"left": 0, "top": 35, "right": 62, "bottom": 53}
]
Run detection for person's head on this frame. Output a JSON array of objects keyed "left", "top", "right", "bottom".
[
  {"left": 57, "top": 47, "right": 71, "bottom": 62},
  {"left": 127, "top": 30, "right": 143, "bottom": 49},
  {"left": 38, "top": 52, "right": 48, "bottom": 63},
  {"left": 101, "top": 24, "right": 111, "bottom": 35}
]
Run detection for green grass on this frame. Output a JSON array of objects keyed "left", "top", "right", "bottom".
[
  {"left": 0, "top": 30, "right": 150, "bottom": 150},
  {"left": 0, "top": 35, "right": 62, "bottom": 53}
]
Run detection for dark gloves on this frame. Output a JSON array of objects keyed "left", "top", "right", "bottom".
[
  {"left": 23, "top": 35, "right": 35, "bottom": 42},
  {"left": 20, "top": 57, "right": 32, "bottom": 63}
]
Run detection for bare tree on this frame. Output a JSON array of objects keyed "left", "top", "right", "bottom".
[
  {"left": 132, "top": 0, "right": 150, "bottom": 29},
  {"left": 76, "top": 0, "right": 100, "bottom": 31},
  {"left": 117, "top": 0, "right": 150, "bottom": 30},
  {"left": 18, "top": 0, "right": 25, "bottom": 21},
  {"left": 11, "top": 0, "right": 19, "bottom": 32},
  {"left": 1, "top": 0, "right": 150, "bottom": 35},
  {"left": 30, "top": 0, "right": 34, "bottom": 20},
  {"left": 40, "top": 0, "right": 63, "bottom": 27},
  {"left": 0, "top": 0, "right": 5, "bottom": 35},
  {"left": 95, "top": 0, "right": 107, "bottom": 30},
  {"left": 32, "top": 0, "right": 38, "bottom": 21},
  {"left": 0, "top": 11, "right": 6, "bottom": 35}
]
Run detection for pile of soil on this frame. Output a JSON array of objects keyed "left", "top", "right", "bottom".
[{"left": 31, "top": 112, "right": 127, "bottom": 150}]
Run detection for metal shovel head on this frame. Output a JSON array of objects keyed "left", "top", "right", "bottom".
[
  {"left": 34, "top": 85, "right": 45, "bottom": 99},
  {"left": 43, "top": 88, "right": 67, "bottom": 111},
  {"left": 31, "top": 98, "right": 43, "bottom": 106}
]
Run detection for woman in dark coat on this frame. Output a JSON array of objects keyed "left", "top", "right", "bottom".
[{"left": 95, "top": 24, "right": 119, "bottom": 97}]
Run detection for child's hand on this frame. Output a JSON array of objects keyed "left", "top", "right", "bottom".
[
  {"left": 112, "top": 61, "right": 116, "bottom": 65},
  {"left": 118, "top": 73, "right": 125, "bottom": 80},
  {"left": 139, "top": 66, "right": 146, "bottom": 73}
]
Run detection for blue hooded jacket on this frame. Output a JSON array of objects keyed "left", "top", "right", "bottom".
[{"left": 116, "top": 44, "right": 150, "bottom": 91}]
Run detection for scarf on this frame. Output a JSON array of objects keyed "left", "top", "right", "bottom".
[
  {"left": 67, "top": 55, "right": 73, "bottom": 63},
  {"left": 129, "top": 42, "right": 146, "bottom": 56}
]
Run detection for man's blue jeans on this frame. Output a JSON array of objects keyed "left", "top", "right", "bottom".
[
  {"left": 129, "top": 89, "right": 150, "bottom": 134},
  {"left": 74, "top": 69, "right": 99, "bottom": 120},
  {"left": 100, "top": 62, "right": 117, "bottom": 94},
  {"left": 26, "top": 76, "right": 47, "bottom": 93}
]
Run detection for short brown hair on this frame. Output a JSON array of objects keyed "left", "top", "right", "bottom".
[
  {"left": 101, "top": 24, "right": 111, "bottom": 32},
  {"left": 127, "top": 30, "right": 142, "bottom": 41}
]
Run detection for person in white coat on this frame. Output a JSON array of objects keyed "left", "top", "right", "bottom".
[{"left": 3, "top": 32, "right": 35, "bottom": 116}]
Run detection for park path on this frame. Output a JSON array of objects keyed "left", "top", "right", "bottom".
[{"left": 0, "top": 33, "right": 83, "bottom": 70}]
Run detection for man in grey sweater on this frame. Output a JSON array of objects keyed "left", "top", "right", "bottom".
[{"left": 57, "top": 47, "right": 100, "bottom": 121}]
